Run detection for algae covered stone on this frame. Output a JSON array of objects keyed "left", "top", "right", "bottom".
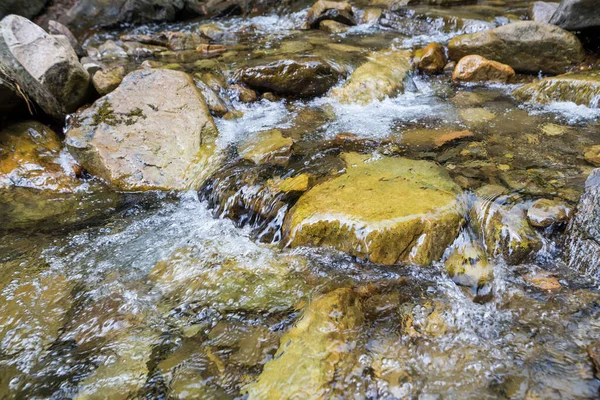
[
  {"left": 238, "top": 129, "right": 293, "bottom": 166},
  {"left": 65, "top": 69, "right": 219, "bottom": 191},
  {"left": 330, "top": 50, "right": 412, "bottom": 105},
  {"left": 448, "top": 21, "right": 584, "bottom": 74},
  {"left": 246, "top": 288, "right": 363, "bottom": 399},
  {"left": 512, "top": 70, "right": 600, "bottom": 108},
  {"left": 283, "top": 153, "right": 463, "bottom": 265}
]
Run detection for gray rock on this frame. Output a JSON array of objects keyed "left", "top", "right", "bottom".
[
  {"left": 97, "top": 40, "right": 127, "bottom": 60},
  {"left": 529, "top": 1, "right": 559, "bottom": 24},
  {"left": 0, "top": 0, "right": 48, "bottom": 20},
  {"left": 65, "top": 69, "right": 220, "bottom": 191},
  {"left": 448, "top": 21, "right": 585, "bottom": 74},
  {"left": 550, "top": 0, "right": 600, "bottom": 30},
  {"left": 48, "top": 19, "right": 84, "bottom": 57},
  {"left": 0, "top": 14, "right": 90, "bottom": 120},
  {"left": 565, "top": 169, "right": 600, "bottom": 278}
]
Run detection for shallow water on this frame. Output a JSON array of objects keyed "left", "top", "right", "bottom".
[{"left": 2, "top": 1, "right": 600, "bottom": 398}]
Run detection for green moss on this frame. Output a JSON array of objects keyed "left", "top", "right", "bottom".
[{"left": 91, "top": 100, "right": 117, "bottom": 126}]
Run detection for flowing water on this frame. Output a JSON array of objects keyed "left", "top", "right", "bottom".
[{"left": 1, "top": 1, "right": 600, "bottom": 399}]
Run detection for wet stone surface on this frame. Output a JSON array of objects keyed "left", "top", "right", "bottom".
[{"left": 1, "top": 0, "right": 600, "bottom": 398}]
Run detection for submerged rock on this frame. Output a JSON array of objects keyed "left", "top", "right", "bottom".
[
  {"left": 246, "top": 288, "right": 363, "bottom": 399},
  {"left": 512, "top": 71, "right": 600, "bottom": 108},
  {"left": 237, "top": 129, "right": 294, "bottom": 166},
  {"left": 66, "top": 69, "right": 220, "bottom": 191},
  {"left": 529, "top": 1, "right": 559, "bottom": 24},
  {"left": 452, "top": 55, "right": 515, "bottom": 83},
  {"left": 584, "top": 145, "right": 600, "bottom": 167},
  {"left": 565, "top": 168, "right": 600, "bottom": 277},
  {"left": 470, "top": 186, "right": 542, "bottom": 264},
  {"left": 0, "top": 14, "right": 90, "bottom": 120},
  {"left": 330, "top": 50, "right": 412, "bottom": 105},
  {"left": 319, "top": 19, "right": 349, "bottom": 33},
  {"left": 550, "top": 0, "right": 600, "bottom": 30},
  {"left": 283, "top": 153, "right": 463, "bottom": 265},
  {"left": 448, "top": 21, "right": 584, "bottom": 74},
  {"left": 150, "top": 243, "right": 312, "bottom": 313},
  {"left": 306, "top": 0, "right": 356, "bottom": 29},
  {"left": 233, "top": 59, "right": 339, "bottom": 97},
  {"left": 413, "top": 42, "right": 446, "bottom": 75}
]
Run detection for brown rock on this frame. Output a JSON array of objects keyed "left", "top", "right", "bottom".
[
  {"left": 229, "top": 84, "right": 258, "bottom": 103},
  {"left": 306, "top": 0, "right": 356, "bottom": 29},
  {"left": 413, "top": 43, "right": 447, "bottom": 75},
  {"left": 319, "top": 20, "right": 349, "bottom": 33},
  {"left": 92, "top": 66, "right": 125, "bottom": 95},
  {"left": 452, "top": 55, "right": 515, "bottom": 83},
  {"left": 584, "top": 145, "right": 600, "bottom": 167},
  {"left": 588, "top": 340, "right": 600, "bottom": 379},
  {"left": 523, "top": 272, "right": 561, "bottom": 291}
]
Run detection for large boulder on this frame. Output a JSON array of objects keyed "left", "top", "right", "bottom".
[
  {"left": 0, "top": 0, "right": 48, "bottom": 20},
  {"left": 512, "top": 70, "right": 600, "bottom": 108},
  {"left": 549, "top": 0, "right": 600, "bottom": 30},
  {"left": 448, "top": 21, "right": 585, "bottom": 75},
  {"left": 565, "top": 169, "right": 600, "bottom": 277},
  {"left": 65, "top": 69, "right": 220, "bottom": 191},
  {"left": 246, "top": 288, "right": 363, "bottom": 399},
  {"left": 232, "top": 59, "right": 339, "bottom": 98},
  {"left": 283, "top": 153, "right": 464, "bottom": 265},
  {"left": 0, "top": 14, "right": 90, "bottom": 120},
  {"left": 330, "top": 50, "right": 412, "bottom": 105}
]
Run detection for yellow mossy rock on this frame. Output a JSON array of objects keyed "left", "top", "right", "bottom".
[
  {"left": 283, "top": 153, "right": 463, "bottom": 265},
  {"left": 238, "top": 129, "right": 293, "bottom": 166},
  {"left": 330, "top": 50, "right": 412, "bottom": 105},
  {"left": 246, "top": 288, "right": 363, "bottom": 400}
]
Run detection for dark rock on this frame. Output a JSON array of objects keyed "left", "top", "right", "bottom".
[
  {"left": 0, "top": 0, "right": 49, "bottom": 20},
  {"left": 565, "top": 168, "right": 600, "bottom": 277},
  {"left": 233, "top": 59, "right": 339, "bottom": 97},
  {"left": 550, "top": 0, "right": 600, "bottom": 30}
]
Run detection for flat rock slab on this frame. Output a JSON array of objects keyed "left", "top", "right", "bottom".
[
  {"left": 66, "top": 69, "right": 219, "bottom": 191},
  {"left": 283, "top": 153, "right": 463, "bottom": 265}
]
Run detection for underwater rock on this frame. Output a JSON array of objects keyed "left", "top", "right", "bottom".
[
  {"left": 565, "top": 168, "right": 600, "bottom": 277},
  {"left": 75, "top": 330, "right": 157, "bottom": 400},
  {"left": 246, "top": 288, "right": 363, "bottom": 399},
  {"left": 452, "top": 55, "right": 515, "bottom": 83},
  {"left": 92, "top": 66, "right": 125, "bottom": 95},
  {"left": 150, "top": 243, "right": 312, "bottom": 313},
  {"left": 0, "top": 14, "right": 90, "bottom": 120},
  {"left": 529, "top": 1, "right": 559, "bottom": 24},
  {"left": 330, "top": 50, "right": 412, "bottom": 105},
  {"left": 470, "top": 185, "right": 542, "bottom": 265},
  {"left": 550, "top": 0, "right": 600, "bottom": 30},
  {"left": 523, "top": 271, "right": 561, "bottom": 291},
  {"left": 283, "top": 153, "right": 463, "bottom": 265},
  {"left": 66, "top": 69, "right": 220, "bottom": 191},
  {"left": 526, "top": 198, "right": 573, "bottom": 228},
  {"left": 448, "top": 21, "right": 584, "bottom": 74},
  {"left": 306, "top": 0, "right": 356, "bottom": 29},
  {"left": 512, "top": 70, "right": 600, "bottom": 108},
  {"left": 233, "top": 58, "right": 339, "bottom": 97},
  {"left": 237, "top": 129, "right": 294, "bottom": 166},
  {"left": 589, "top": 340, "right": 600, "bottom": 379},
  {"left": 413, "top": 42, "right": 446, "bottom": 75}
]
